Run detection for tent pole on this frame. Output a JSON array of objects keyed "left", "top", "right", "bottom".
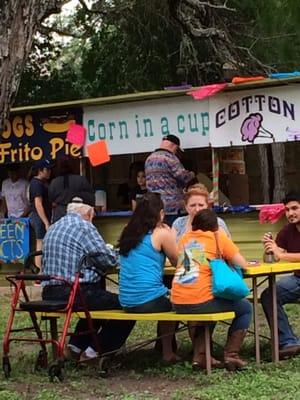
[{"left": 212, "top": 148, "right": 219, "bottom": 206}]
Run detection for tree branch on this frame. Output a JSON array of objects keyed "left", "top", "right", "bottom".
[
  {"left": 185, "top": 0, "right": 236, "bottom": 12},
  {"left": 39, "top": 23, "right": 82, "bottom": 38}
]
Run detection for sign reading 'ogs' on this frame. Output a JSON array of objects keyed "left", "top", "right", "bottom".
[{"left": 0, "top": 108, "right": 83, "bottom": 164}]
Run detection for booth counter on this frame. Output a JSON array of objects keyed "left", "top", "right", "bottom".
[{"left": 94, "top": 210, "right": 285, "bottom": 261}]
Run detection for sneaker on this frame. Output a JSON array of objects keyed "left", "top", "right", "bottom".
[
  {"left": 79, "top": 347, "right": 99, "bottom": 365},
  {"left": 64, "top": 344, "right": 81, "bottom": 362}
]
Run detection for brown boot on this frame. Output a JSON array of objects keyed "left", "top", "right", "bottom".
[
  {"left": 192, "top": 354, "right": 223, "bottom": 370},
  {"left": 191, "top": 326, "right": 223, "bottom": 370},
  {"left": 224, "top": 330, "right": 248, "bottom": 371}
]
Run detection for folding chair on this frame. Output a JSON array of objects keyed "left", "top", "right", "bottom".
[{"left": 2, "top": 251, "right": 100, "bottom": 381}]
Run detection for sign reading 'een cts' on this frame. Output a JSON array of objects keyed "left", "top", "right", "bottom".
[
  {"left": 0, "top": 218, "right": 30, "bottom": 264},
  {"left": 0, "top": 108, "right": 83, "bottom": 164}
]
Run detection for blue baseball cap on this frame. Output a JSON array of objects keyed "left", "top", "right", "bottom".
[{"left": 33, "top": 158, "right": 55, "bottom": 170}]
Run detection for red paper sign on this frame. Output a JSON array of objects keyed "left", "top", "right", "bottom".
[
  {"left": 66, "top": 123, "right": 86, "bottom": 147},
  {"left": 87, "top": 140, "right": 110, "bottom": 166},
  {"left": 187, "top": 83, "right": 227, "bottom": 100},
  {"left": 259, "top": 204, "right": 285, "bottom": 224}
]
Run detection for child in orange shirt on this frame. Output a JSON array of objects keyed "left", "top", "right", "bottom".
[{"left": 171, "top": 209, "right": 252, "bottom": 371}]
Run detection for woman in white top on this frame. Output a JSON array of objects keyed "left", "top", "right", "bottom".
[{"left": 172, "top": 184, "right": 231, "bottom": 242}]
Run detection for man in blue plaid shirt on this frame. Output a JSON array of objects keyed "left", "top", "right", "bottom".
[{"left": 42, "top": 198, "right": 134, "bottom": 362}]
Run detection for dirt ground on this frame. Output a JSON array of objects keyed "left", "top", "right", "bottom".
[{"left": 0, "top": 285, "right": 201, "bottom": 400}]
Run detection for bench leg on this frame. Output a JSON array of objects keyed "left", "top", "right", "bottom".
[
  {"left": 204, "top": 325, "right": 211, "bottom": 375},
  {"left": 49, "top": 318, "right": 58, "bottom": 359}
]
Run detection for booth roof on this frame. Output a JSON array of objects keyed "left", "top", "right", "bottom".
[{"left": 11, "top": 76, "right": 300, "bottom": 114}]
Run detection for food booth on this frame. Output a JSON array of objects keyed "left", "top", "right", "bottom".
[{"left": 1, "top": 76, "right": 300, "bottom": 278}]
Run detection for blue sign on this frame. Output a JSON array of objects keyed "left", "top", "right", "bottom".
[{"left": 0, "top": 218, "right": 30, "bottom": 263}]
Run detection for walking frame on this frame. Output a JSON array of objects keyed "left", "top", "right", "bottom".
[{"left": 2, "top": 251, "right": 101, "bottom": 382}]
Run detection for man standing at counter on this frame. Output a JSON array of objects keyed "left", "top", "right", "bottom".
[
  {"left": 261, "top": 191, "right": 300, "bottom": 359},
  {"left": 145, "top": 135, "right": 195, "bottom": 226}
]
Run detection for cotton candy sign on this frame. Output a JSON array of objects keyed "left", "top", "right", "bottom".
[{"left": 66, "top": 124, "right": 86, "bottom": 147}]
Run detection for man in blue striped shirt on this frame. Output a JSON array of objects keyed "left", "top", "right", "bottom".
[
  {"left": 42, "top": 198, "right": 134, "bottom": 362},
  {"left": 145, "top": 135, "right": 195, "bottom": 226}
]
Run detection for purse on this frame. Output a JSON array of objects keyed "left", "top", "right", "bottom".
[{"left": 209, "top": 232, "right": 250, "bottom": 301}]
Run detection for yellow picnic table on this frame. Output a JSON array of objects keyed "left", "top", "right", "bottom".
[
  {"left": 244, "top": 262, "right": 300, "bottom": 363},
  {"left": 165, "top": 261, "right": 300, "bottom": 363}
]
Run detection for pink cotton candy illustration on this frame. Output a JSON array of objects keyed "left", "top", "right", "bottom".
[{"left": 240, "top": 113, "right": 274, "bottom": 143}]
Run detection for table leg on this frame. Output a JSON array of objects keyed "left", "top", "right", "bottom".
[
  {"left": 204, "top": 325, "right": 211, "bottom": 375},
  {"left": 252, "top": 277, "right": 260, "bottom": 364},
  {"left": 269, "top": 274, "right": 279, "bottom": 362}
]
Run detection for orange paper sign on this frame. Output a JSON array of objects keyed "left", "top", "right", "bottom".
[
  {"left": 66, "top": 123, "right": 86, "bottom": 147},
  {"left": 87, "top": 140, "right": 110, "bottom": 166}
]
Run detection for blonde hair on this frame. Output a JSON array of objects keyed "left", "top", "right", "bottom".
[{"left": 183, "top": 184, "right": 211, "bottom": 205}]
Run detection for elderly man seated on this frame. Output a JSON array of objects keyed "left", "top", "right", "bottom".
[{"left": 41, "top": 197, "right": 134, "bottom": 362}]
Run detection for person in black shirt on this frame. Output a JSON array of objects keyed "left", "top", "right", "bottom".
[
  {"left": 29, "top": 158, "right": 54, "bottom": 269},
  {"left": 130, "top": 166, "right": 147, "bottom": 210},
  {"left": 49, "top": 157, "right": 95, "bottom": 223}
]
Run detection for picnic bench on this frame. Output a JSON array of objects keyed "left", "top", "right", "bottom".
[{"left": 40, "top": 309, "right": 235, "bottom": 374}]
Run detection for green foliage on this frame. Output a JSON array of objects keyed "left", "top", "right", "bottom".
[
  {"left": 15, "top": 0, "right": 182, "bottom": 105},
  {"left": 0, "top": 390, "right": 23, "bottom": 400},
  {"left": 13, "top": 0, "right": 300, "bottom": 106},
  {"left": 231, "top": 0, "right": 300, "bottom": 71}
]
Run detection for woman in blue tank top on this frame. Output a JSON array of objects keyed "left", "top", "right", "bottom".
[{"left": 118, "top": 192, "right": 179, "bottom": 364}]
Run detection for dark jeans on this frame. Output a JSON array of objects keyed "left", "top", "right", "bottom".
[
  {"left": 124, "top": 295, "right": 172, "bottom": 313},
  {"left": 174, "top": 298, "right": 252, "bottom": 335},
  {"left": 123, "top": 295, "right": 176, "bottom": 353},
  {"left": 42, "top": 283, "right": 135, "bottom": 353},
  {"left": 29, "top": 211, "right": 46, "bottom": 240},
  {"left": 261, "top": 275, "right": 300, "bottom": 348}
]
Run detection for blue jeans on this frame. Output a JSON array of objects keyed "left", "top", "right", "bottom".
[
  {"left": 261, "top": 275, "right": 300, "bottom": 348},
  {"left": 174, "top": 298, "right": 252, "bottom": 334},
  {"left": 124, "top": 295, "right": 172, "bottom": 313}
]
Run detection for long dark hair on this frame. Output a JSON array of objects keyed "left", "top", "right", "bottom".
[{"left": 118, "top": 192, "right": 164, "bottom": 256}]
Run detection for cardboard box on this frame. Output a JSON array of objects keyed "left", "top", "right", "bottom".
[
  {"left": 222, "top": 160, "right": 246, "bottom": 174},
  {"left": 227, "top": 174, "right": 249, "bottom": 205}
]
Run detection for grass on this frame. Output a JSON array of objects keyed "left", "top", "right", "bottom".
[{"left": 1, "top": 295, "right": 300, "bottom": 399}]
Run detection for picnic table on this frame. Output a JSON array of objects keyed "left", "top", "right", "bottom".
[
  {"left": 244, "top": 262, "right": 300, "bottom": 363},
  {"left": 165, "top": 261, "right": 300, "bottom": 363}
]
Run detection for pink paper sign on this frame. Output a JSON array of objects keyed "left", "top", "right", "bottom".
[
  {"left": 259, "top": 204, "right": 285, "bottom": 224},
  {"left": 187, "top": 83, "right": 227, "bottom": 100},
  {"left": 66, "top": 124, "right": 86, "bottom": 147}
]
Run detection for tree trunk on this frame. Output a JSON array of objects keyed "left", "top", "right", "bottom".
[
  {"left": 258, "top": 144, "right": 270, "bottom": 203},
  {"left": 271, "top": 142, "right": 286, "bottom": 202},
  {"left": 0, "top": 0, "right": 67, "bottom": 134}
]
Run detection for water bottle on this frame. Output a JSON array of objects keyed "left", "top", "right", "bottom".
[{"left": 263, "top": 232, "right": 275, "bottom": 263}]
